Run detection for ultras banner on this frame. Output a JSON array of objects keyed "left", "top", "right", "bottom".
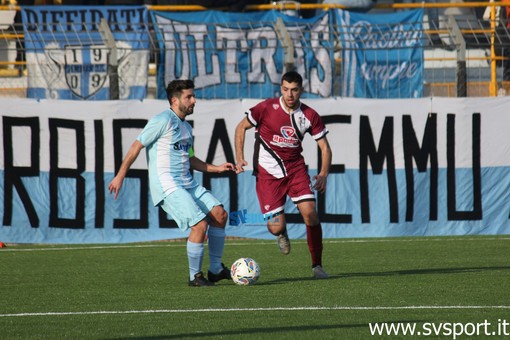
[
  {"left": 150, "top": 10, "right": 335, "bottom": 99},
  {"left": 1, "top": 97, "right": 510, "bottom": 244},
  {"left": 21, "top": 6, "right": 150, "bottom": 100}
]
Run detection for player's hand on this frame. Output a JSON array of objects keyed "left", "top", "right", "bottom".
[
  {"left": 108, "top": 177, "right": 123, "bottom": 200},
  {"left": 235, "top": 160, "right": 248, "bottom": 174},
  {"left": 218, "top": 162, "right": 236, "bottom": 173},
  {"left": 312, "top": 174, "right": 327, "bottom": 194}
]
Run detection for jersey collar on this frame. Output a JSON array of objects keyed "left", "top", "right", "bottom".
[
  {"left": 279, "top": 97, "right": 301, "bottom": 115},
  {"left": 169, "top": 108, "right": 186, "bottom": 121}
]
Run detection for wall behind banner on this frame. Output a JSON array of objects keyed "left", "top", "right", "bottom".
[{"left": 1, "top": 97, "right": 510, "bottom": 244}]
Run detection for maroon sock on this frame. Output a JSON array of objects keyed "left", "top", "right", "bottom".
[{"left": 306, "top": 224, "right": 323, "bottom": 268}]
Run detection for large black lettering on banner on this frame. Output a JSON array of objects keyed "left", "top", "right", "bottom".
[
  {"left": 49, "top": 118, "right": 86, "bottom": 228},
  {"left": 2, "top": 116, "right": 40, "bottom": 227},
  {"left": 359, "top": 116, "right": 398, "bottom": 223},
  {"left": 202, "top": 119, "right": 238, "bottom": 218},
  {"left": 403, "top": 114, "right": 438, "bottom": 221},
  {"left": 94, "top": 120, "right": 105, "bottom": 228},
  {"left": 447, "top": 113, "right": 482, "bottom": 220},
  {"left": 316, "top": 115, "right": 352, "bottom": 224},
  {"left": 112, "top": 119, "right": 148, "bottom": 229}
]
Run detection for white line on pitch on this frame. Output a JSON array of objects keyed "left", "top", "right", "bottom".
[
  {"left": 1, "top": 306, "right": 510, "bottom": 318},
  {"left": 2, "top": 237, "right": 508, "bottom": 252}
]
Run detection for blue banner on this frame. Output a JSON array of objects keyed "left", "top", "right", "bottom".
[
  {"left": 150, "top": 10, "right": 336, "bottom": 99},
  {"left": 336, "top": 9, "right": 424, "bottom": 98},
  {"left": 21, "top": 6, "right": 150, "bottom": 100}
]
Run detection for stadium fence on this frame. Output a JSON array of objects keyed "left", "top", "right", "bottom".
[{"left": 0, "top": 2, "right": 509, "bottom": 99}]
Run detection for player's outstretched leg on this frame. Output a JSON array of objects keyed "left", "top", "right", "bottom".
[{"left": 207, "top": 226, "right": 232, "bottom": 283}]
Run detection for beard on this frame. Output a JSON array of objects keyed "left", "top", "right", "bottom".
[{"left": 180, "top": 103, "right": 194, "bottom": 115}]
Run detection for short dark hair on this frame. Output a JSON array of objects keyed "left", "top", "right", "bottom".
[
  {"left": 166, "top": 80, "right": 195, "bottom": 102},
  {"left": 281, "top": 71, "right": 303, "bottom": 87}
]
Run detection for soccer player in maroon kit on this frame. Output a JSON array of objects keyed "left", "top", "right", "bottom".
[{"left": 235, "top": 71, "right": 332, "bottom": 279}]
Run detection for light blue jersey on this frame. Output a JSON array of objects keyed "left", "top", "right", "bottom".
[{"left": 137, "top": 108, "right": 197, "bottom": 206}]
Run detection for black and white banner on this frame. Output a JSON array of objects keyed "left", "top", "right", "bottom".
[{"left": 1, "top": 97, "right": 510, "bottom": 243}]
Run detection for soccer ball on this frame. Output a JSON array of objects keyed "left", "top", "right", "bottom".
[{"left": 230, "top": 257, "right": 260, "bottom": 285}]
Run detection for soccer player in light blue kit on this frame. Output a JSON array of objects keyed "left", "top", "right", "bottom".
[{"left": 108, "top": 80, "right": 235, "bottom": 287}]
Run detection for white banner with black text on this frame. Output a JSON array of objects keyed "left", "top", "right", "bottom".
[{"left": 1, "top": 97, "right": 509, "bottom": 243}]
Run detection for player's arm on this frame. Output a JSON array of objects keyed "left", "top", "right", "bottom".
[
  {"left": 108, "top": 140, "right": 144, "bottom": 200},
  {"left": 234, "top": 116, "right": 254, "bottom": 173},
  {"left": 312, "top": 136, "right": 332, "bottom": 194},
  {"left": 189, "top": 156, "right": 235, "bottom": 173}
]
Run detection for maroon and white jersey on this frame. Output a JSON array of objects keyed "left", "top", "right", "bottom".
[{"left": 246, "top": 97, "right": 328, "bottom": 179}]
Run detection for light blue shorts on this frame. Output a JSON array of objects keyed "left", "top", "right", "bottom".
[{"left": 159, "top": 185, "right": 222, "bottom": 231}]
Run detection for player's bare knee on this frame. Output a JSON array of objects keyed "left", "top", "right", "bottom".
[
  {"left": 216, "top": 209, "right": 228, "bottom": 227},
  {"left": 302, "top": 211, "right": 320, "bottom": 226},
  {"left": 267, "top": 219, "right": 285, "bottom": 236},
  {"left": 209, "top": 206, "right": 228, "bottom": 228},
  {"left": 189, "top": 220, "right": 208, "bottom": 243},
  {"left": 193, "top": 220, "right": 208, "bottom": 234}
]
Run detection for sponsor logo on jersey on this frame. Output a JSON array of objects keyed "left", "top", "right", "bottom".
[
  {"left": 281, "top": 126, "right": 295, "bottom": 138},
  {"left": 173, "top": 142, "right": 192, "bottom": 152},
  {"left": 271, "top": 126, "right": 299, "bottom": 147}
]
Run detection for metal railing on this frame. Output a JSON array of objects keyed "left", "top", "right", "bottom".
[{"left": 0, "top": 2, "right": 509, "bottom": 98}]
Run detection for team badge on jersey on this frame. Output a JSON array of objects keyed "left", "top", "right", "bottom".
[{"left": 272, "top": 104, "right": 280, "bottom": 110}]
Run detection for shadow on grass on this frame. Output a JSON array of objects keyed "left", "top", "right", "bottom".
[
  {"left": 335, "top": 265, "right": 510, "bottom": 279},
  {"left": 258, "top": 265, "right": 510, "bottom": 285},
  {"left": 106, "top": 322, "right": 371, "bottom": 339}
]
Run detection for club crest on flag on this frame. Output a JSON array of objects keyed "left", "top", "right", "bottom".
[{"left": 64, "top": 45, "right": 108, "bottom": 99}]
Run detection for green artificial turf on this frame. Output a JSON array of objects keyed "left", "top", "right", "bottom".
[{"left": 1, "top": 236, "right": 509, "bottom": 339}]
